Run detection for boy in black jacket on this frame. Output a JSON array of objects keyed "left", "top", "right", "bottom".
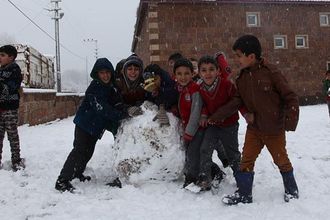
[
  {"left": 55, "top": 58, "right": 137, "bottom": 192},
  {"left": 0, "top": 45, "right": 24, "bottom": 171}
]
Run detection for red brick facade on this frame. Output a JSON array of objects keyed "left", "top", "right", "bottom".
[{"left": 132, "top": 0, "right": 330, "bottom": 104}]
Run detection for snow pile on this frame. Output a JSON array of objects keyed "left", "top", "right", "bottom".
[{"left": 111, "top": 102, "right": 185, "bottom": 184}]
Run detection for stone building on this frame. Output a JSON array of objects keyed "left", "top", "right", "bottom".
[{"left": 131, "top": 0, "right": 330, "bottom": 104}]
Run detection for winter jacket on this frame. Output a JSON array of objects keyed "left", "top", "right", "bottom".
[
  {"left": 116, "top": 74, "right": 146, "bottom": 106},
  {"left": 322, "top": 79, "right": 330, "bottom": 101},
  {"left": 200, "top": 75, "right": 242, "bottom": 127},
  {"left": 74, "top": 58, "right": 128, "bottom": 138},
  {"left": 178, "top": 82, "right": 203, "bottom": 140},
  {"left": 0, "top": 62, "right": 23, "bottom": 110},
  {"left": 209, "top": 59, "right": 299, "bottom": 135}
]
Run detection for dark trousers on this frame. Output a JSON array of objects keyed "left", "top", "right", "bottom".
[
  {"left": 185, "top": 129, "right": 204, "bottom": 180},
  {"left": 199, "top": 123, "right": 240, "bottom": 181},
  {"left": 0, "top": 110, "right": 21, "bottom": 164},
  {"left": 327, "top": 100, "right": 330, "bottom": 117},
  {"left": 59, "top": 126, "right": 98, "bottom": 180}
]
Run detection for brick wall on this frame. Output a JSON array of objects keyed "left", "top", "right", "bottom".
[
  {"left": 18, "top": 91, "right": 83, "bottom": 126},
  {"left": 133, "top": 2, "right": 330, "bottom": 105}
]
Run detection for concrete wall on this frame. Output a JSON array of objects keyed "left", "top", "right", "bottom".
[{"left": 18, "top": 90, "right": 83, "bottom": 126}]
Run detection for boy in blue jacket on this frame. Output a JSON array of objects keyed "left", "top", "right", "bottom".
[{"left": 55, "top": 58, "right": 130, "bottom": 192}]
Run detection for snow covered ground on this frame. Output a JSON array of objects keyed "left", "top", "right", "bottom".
[{"left": 0, "top": 104, "right": 329, "bottom": 220}]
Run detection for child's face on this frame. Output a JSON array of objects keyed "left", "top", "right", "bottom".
[
  {"left": 175, "top": 66, "right": 193, "bottom": 86},
  {"left": 199, "top": 63, "right": 218, "bottom": 86},
  {"left": 126, "top": 65, "right": 140, "bottom": 81},
  {"left": 98, "top": 69, "right": 112, "bottom": 84},
  {"left": 0, "top": 52, "right": 14, "bottom": 67},
  {"left": 234, "top": 49, "right": 257, "bottom": 70}
]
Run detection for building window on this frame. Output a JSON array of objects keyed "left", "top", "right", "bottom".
[
  {"left": 274, "top": 35, "right": 287, "bottom": 49},
  {"left": 246, "top": 12, "right": 260, "bottom": 27},
  {"left": 327, "top": 61, "right": 330, "bottom": 70},
  {"left": 320, "top": 13, "right": 330, "bottom": 26},
  {"left": 295, "top": 35, "right": 308, "bottom": 49}
]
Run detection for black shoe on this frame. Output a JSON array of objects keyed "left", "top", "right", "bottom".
[
  {"left": 75, "top": 174, "right": 91, "bottom": 182},
  {"left": 106, "top": 177, "right": 122, "bottom": 188},
  {"left": 222, "top": 191, "right": 252, "bottom": 205},
  {"left": 284, "top": 191, "right": 299, "bottom": 202},
  {"left": 12, "top": 158, "right": 25, "bottom": 172},
  {"left": 55, "top": 177, "right": 75, "bottom": 192},
  {"left": 197, "top": 174, "right": 211, "bottom": 191}
]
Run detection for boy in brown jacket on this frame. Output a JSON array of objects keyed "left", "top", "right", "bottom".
[{"left": 208, "top": 35, "right": 299, "bottom": 205}]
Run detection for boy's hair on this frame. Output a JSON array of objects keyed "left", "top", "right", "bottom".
[
  {"left": 173, "top": 58, "right": 194, "bottom": 74},
  {"left": 168, "top": 52, "right": 183, "bottom": 62},
  {"left": 0, "top": 45, "right": 17, "bottom": 59},
  {"left": 198, "top": 55, "right": 219, "bottom": 70},
  {"left": 232, "top": 35, "right": 262, "bottom": 60}
]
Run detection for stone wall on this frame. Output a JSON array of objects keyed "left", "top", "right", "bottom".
[{"left": 18, "top": 90, "right": 83, "bottom": 126}]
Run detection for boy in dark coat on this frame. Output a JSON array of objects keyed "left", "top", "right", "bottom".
[
  {"left": 211, "top": 35, "right": 299, "bottom": 205},
  {"left": 0, "top": 45, "right": 24, "bottom": 171},
  {"left": 55, "top": 58, "right": 129, "bottom": 192}
]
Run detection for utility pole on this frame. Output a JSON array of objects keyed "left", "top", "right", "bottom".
[
  {"left": 83, "top": 38, "right": 98, "bottom": 60},
  {"left": 51, "top": 0, "right": 64, "bottom": 92}
]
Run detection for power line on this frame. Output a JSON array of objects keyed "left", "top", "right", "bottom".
[{"left": 7, "top": 0, "right": 85, "bottom": 60}]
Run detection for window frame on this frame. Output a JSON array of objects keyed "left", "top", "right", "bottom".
[
  {"left": 273, "top": 35, "right": 288, "bottom": 49},
  {"left": 320, "top": 13, "right": 330, "bottom": 27},
  {"left": 295, "top": 35, "right": 309, "bottom": 49},
  {"left": 327, "top": 61, "right": 330, "bottom": 71},
  {"left": 246, "top": 12, "right": 261, "bottom": 27}
]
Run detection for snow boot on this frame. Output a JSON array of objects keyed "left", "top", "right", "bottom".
[
  {"left": 75, "top": 173, "right": 91, "bottom": 182},
  {"left": 12, "top": 158, "right": 25, "bottom": 172},
  {"left": 106, "top": 177, "right": 122, "bottom": 188},
  {"left": 55, "top": 177, "right": 75, "bottom": 192},
  {"left": 222, "top": 171, "right": 254, "bottom": 205},
  {"left": 281, "top": 170, "right": 299, "bottom": 202}
]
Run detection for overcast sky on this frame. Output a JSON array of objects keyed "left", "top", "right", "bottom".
[{"left": 0, "top": 0, "right": 140, "bottom": 73}]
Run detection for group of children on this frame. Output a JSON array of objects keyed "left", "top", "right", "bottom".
[{"left": 0, "top": 34, "right": 305, "bottom": 205}]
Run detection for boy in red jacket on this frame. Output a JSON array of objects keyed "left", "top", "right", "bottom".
[
  {"left": 197, "top": 55, "right": 246, "bottom": 190},
  {"left": 174, "top": 58, "right": 224, "bottom": 188}
]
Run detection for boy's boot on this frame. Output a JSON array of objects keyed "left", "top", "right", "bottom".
[
  {"left": 211, "top": 163, "right": 225, "bottom": 187},
  {"left": 12, "top": 158, "right": 25, "bottom": 172},
  {"left": 197, "top": 173, "right": 212, "bottom": 191},
  {"left": 281, "top": 170, "right": 299, "bottom": 202},
  {"left": 74, "top": 173, "right": 91, "bottom": 182},
  {"left": 55, "top": 177, "right": 75, "bottom": 192},
  {"left": 183, "top": 174, "right": 197, "bottom": 188},
  {"left": 222, "top": 171, "right": 254, "bottom": 205},
  {"left": 106, "top": 177, "right": 122, "bottom": 188}
]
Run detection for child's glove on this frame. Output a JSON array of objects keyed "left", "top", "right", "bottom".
[
  {"left": 153, "top": 104, "right": 170, "bottom": 127},
  {"left": 127, "top": 106, "right": 143, "bottom": 117},
  {"left": 142, "top": 71, "right": 157, "bottom": 93}
]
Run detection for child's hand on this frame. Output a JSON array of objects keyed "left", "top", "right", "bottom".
[
  {"left": 243, "top": 112, "right": 254, "bottom": 124},
  {"left": 199, "top": 116, "right": 208, "bottom": 127}
]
